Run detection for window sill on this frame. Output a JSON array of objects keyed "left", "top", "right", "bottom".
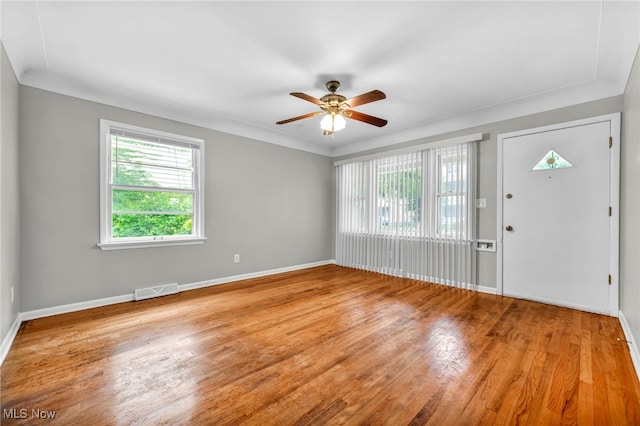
[{"left": 97, "top": 237, "right": 207, "bottom": 251}]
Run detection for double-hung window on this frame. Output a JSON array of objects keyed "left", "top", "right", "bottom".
[
  {"left": 337, "top": 141, "right": 474, "bottom": 240},
  {"left": 99, "top": 120, "right": 205, "bottom": 250}
]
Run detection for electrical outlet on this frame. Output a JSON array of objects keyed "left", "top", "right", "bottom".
[
  {"left": 234, "top": 254, "right": 240, "bottom": 263},
  {"left": 11, "top": 286, "right": 14, "bottom": 304}
]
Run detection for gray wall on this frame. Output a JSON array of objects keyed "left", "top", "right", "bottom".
[
  {"left": 621, "top": 46, "right": 640, "bottom": 345},
  {"left": 1, "top": 43, "right": 20, "bottom": 343},
  {"left": 334, "top": 96, "right": 624, "bottom": 289},
  {"left": 19, "top": 87, "right": 334, "bottom": 311},
  {"left": 10, "top": 54, "right": 635, "bottom": 318}
]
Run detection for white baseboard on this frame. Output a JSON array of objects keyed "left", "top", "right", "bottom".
[
  {"left": 179, "top": 260, "right": 336, "bottom": 292},
  {"left": 474, "top": 284, "right": 498, "bottom": 295},
  {"left": 20, "top": 293, "right": 135, "bottom": 322},
  {"left": 20, "top": 260, "right": 335, "bottom": 321},
  {"left": 618, "top": 310, "right": 640, "bottom": 382},
  {"left": 432, "top": 281, "right": 497, "bottom": 295},
  {"left": 0, "top": 314, "right": 22, "bottom": 366},
  {"left": 1, "top": 259, "right": 337, "bottom": 366},
  {"left": 502, "top": 290, "right": 612, "bottom": 316}
]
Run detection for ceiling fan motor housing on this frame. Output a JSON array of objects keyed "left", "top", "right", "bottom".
[
  {"left": 321, "top": 81, "right": 348, "bottom": 109},
  {"left": 275, "top": 79, "right": 387, "bottom": 130}
]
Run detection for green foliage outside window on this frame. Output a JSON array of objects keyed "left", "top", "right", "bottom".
[
  {"left": 112, "top": 213, "right": 192, "bottom": 238},
  {"left": 111, "top": 139, "right": 193, "bottom": 238}
]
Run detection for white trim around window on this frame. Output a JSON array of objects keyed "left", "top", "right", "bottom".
[{"left": 98, "top": 120, "right": 206, "bottom": 250}]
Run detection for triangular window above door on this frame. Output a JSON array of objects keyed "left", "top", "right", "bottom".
[{"left": 531, "top": 150, "right": 573, "bottom": 171}]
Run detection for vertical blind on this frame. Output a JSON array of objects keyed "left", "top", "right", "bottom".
[{"left": 336, "top": 140, "right": 477, "bottom": 288}]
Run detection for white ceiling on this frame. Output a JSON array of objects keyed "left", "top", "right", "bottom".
[{"left": 2, "top": 1, "right": 639, "bottom": 157}]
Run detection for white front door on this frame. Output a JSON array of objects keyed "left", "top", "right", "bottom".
[{"left": 498, "top": 114, "right": 619, "bottom": 315}]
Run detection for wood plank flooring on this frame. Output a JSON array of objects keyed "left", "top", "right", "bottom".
[{"left": 2, "top": 265, "right": 639, "bottom": 425}]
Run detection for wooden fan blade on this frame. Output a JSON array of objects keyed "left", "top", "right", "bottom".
[
  {"left": 276, "top": 111, "right": 324, "bottom": 125},
  {"left": 343, "top": 90, "right": 386, "bottom": 108},
  {"left": 290, "top": 92, "right": 325, "bottom": 106},
  {"left": 344, "top": 110, "right": 388, "bottom": 127}
]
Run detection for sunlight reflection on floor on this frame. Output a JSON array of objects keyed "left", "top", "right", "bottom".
[
  {"left": 109, "top": 329, "right": 199, "bottom": 425},
  {"left": 428, "top": 317, "right": 469, "bottom": 378}
]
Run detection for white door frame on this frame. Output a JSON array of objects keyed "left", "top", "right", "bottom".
[{"left": 497, "top": 113, "right": 620, "bottom": 316}]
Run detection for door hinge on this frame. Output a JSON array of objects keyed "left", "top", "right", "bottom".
[
  {"left": 609, "top": 206, "right": 612, "bottom": 217},
  {"left": 609, "top": 136, "right": 613, "bottom": 148},
  {"left": 608, "top": 274, "right": 612, "bottom": 285}
]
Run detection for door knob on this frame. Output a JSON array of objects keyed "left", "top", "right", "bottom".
[{"left": 505, "top": 225, "right": 514, "bottom": 232}]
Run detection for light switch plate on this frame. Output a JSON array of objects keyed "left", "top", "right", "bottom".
[{"left": 476, "top": 198, "right": 487, "bottom": 208}]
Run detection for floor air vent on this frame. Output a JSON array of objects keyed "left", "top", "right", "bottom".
[{"left": 134, "top": 283, "right": 179, "bottom": 301}]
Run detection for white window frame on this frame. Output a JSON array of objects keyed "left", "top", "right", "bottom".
[
  {"left": 98, "top": 120, "right": 206, "bottom": 250},
  {"left": 335, "top": 133, "right": 480, "bottom": 242},
  {"left": 432, "top": 148, "right": 469, "bottom": 239}
]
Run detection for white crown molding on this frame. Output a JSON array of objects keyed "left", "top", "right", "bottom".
[
  {"left": 20, "top": 68, "right": 624, "bottom": 160},
  {"left": 330, "top": 78, "right": 622, "bottom": 158},
  {"left": 5, "top": 1, "right": 638, "bottom": 159},
  {"left": 19, "top": 69, "right": 334, "bottom": 157}
]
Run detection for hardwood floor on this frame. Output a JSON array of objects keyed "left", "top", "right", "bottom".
[{"left": 2, "top": 265, "right": 639, "bottom": 425}]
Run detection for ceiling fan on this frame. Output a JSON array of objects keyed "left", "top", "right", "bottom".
[{"left": 276, "top": 80, "right": 387, "bottom": 135}]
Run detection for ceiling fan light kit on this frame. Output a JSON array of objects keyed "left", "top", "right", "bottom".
[
  {"left": 320, "top": 112, "right": 346, "bottom": 134},
  {"left": 276, "top": 80, "right": 387, "bottom": 136}
]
